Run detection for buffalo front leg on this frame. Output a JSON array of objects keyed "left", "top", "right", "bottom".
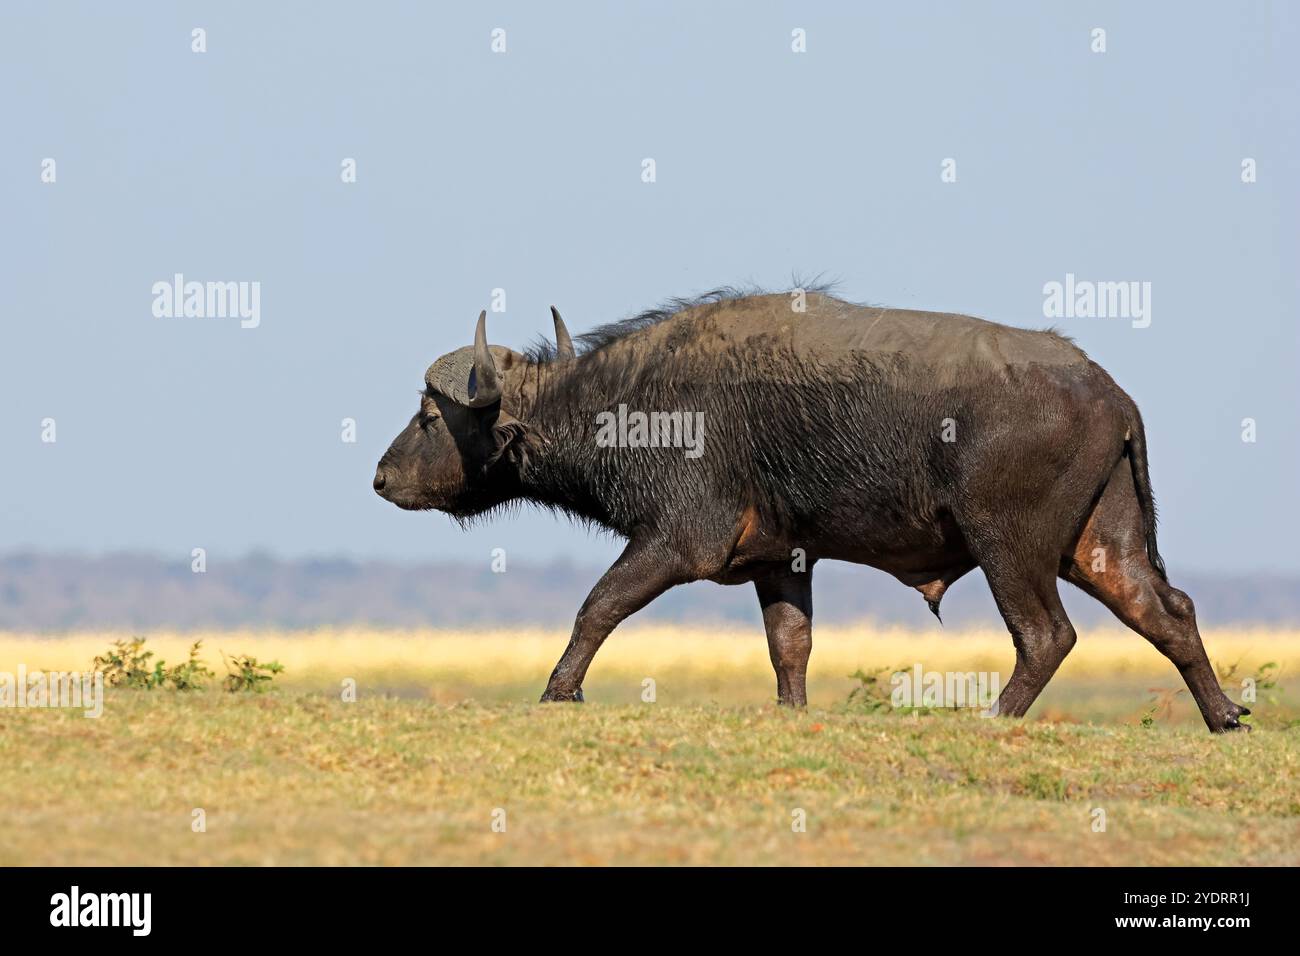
[
  {"left": 540, "top": 539, "right": 686, "bottom": 702},
  {"left": 755, "top": 569, "right": 813, "bottom": 707}
]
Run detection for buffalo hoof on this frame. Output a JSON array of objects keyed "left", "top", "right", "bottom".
[
  {"left": 1210, "top": 702, "right": 1251, "bottom": 734},
  {"left": 539, "top": 686, "right": 584, "bottom": 703}
]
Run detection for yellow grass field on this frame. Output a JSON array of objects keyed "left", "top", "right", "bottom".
[
  {"left": 2, "top": 624, "right": 1295, "bottom": 718},
  {"left": 1, "top": 625, "right": 1297, "bottom": 865}
]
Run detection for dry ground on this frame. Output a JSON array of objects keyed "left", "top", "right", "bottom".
[{"left": 1, "top": 626, "right": 1296, "bottom": 865}]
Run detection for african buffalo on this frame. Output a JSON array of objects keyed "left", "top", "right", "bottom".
[{"left": 374, "top": 288, "right": 1249, "bottom": 733}]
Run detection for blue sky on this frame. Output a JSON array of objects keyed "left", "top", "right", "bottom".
[{"left": 2, "top": 1, "right": 1296, "bottom": 573}]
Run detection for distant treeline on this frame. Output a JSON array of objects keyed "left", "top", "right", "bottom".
[{"left": 0, "top": 552, "right": 1294, "bottom": 632}]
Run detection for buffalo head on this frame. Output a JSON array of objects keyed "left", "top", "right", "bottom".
[{"left": 373, "top": 308, "right": 573, "bottom": 516}]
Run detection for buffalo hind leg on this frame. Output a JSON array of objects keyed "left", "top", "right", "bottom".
[
  {"left": 1064, "top": 463, "right": 1247, "bottom": 732},
  {"left": 982, "top": 562, "right": 1078, "bottom": 718},
  {"left": 755, "top": 569, "right": 813, "bottom": 707},
  {"left": 540, "top": 538, "right": 685, "bottom": 702}
]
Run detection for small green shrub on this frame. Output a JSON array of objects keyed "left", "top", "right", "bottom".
[
  {"left": 92, "top": 638, "right": 215, "bottom": 691},
  {"left": 222, "top": 653, "right": 284, "bottom": 693},
  {"left": 847, "top": 665, "right": 910, "bottom": 713},
  {"left": 167, "top": 641, "right": 215, "bottom": 691},
  {"left": 92, "top": 638, "right": 164, "bottom": 689},
  {"left": 1138, "top": 686, "right": 1184, "bottom": 727},
  {"left": 1215, "top": 658, "right": 1280, "bottom": 724}
]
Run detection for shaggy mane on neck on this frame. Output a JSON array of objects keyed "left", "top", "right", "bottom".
[{"left": 522, "top": 278, "right": 840, "bottom": 365}]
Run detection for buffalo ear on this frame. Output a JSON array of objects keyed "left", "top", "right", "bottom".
[{"left": 487, "top": 411, "right": 541, "bottom": 471}]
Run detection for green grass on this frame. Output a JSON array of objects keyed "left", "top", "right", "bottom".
[{"left": 3, "top": 691, "right": 1296, "bottom": 866}]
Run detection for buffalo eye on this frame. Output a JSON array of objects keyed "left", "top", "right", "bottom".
[{"left": 418, "top": 395, "right": 442, "bottom": 428}]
